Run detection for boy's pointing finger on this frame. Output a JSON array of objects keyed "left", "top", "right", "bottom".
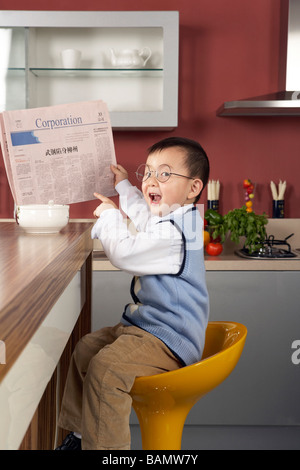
[{"left": 94, "top": 192, "right": 108, "bottom": 202}]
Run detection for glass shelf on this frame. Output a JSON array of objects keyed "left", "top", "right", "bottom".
[
  {"left": 29, "top": 68, "right": 163, "bottom": 78},
  {"left": 6, "top": 67, "right": 26, "bottom": 76}
]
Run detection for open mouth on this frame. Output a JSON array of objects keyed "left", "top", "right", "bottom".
[{"left": 149, "top": 193, "right": 162, "bottom": 204}]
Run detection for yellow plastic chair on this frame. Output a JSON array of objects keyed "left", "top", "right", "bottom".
[{"left": 130, "top": 321, "right": 247, "bottom": 450}]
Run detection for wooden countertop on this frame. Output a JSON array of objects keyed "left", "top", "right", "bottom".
[{"left": 0, "top": 221, "right": 93, "bottom": 382}]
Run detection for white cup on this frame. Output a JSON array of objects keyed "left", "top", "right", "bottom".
[{"left": 60, "top": 49, "right": 81, "bottom": 68}]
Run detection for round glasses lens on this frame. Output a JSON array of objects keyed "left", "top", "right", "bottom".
[
  {"left": 157, "top": 164, "right": 171, "bottom": 182},
  {"left": 136, "top": 164, "right": 147, "bottom": 182}
]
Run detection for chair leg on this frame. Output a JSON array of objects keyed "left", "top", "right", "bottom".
[{"left": 134, "top": 408, "right": 187, "bottom": 450}]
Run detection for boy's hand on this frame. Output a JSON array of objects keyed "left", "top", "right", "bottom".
[
  {"left": 93, "top": 193, "right": 117, "bottom": 218},
  {"left": 110, "top": 164, "right": 128, "bottom": 186}
]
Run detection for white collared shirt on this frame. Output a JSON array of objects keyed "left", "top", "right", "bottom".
[{"left": 91, "top": 179, "right": 192, "bottom": 276}]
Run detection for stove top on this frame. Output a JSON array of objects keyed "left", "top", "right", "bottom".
[{"left": 235, "top": 234, "right": 299, "bottom": 260}]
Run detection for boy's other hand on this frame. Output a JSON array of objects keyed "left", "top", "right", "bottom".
[
  {"left": 111, "top": 164, "right": 128, "bottom": 186},
  {"left": 93, "top": 193, "right": 118, "bottom": 218}
]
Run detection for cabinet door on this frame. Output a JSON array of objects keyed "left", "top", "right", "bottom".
[
  {"left": 185, "top": 271, "right": 300, "bottom": 426},
  {"left": 0, "top": 11, "right": 179, "bottom": 130},
  {"left": 0, "top": 27, "right": 27, "bottom": 111},
  {"left": 92, "top": 271, "right": 132, "bottom": 331}
]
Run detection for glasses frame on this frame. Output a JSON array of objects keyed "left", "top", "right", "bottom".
[{"left": 136, "top": 163, "right": 194, "bottom": 183}]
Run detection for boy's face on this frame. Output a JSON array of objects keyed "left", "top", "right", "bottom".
[{"left": 142, "top": 147, "right": 203, "bottom": 217}]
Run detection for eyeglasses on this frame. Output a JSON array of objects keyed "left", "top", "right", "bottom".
[{"left": 135, "top": 164, "right": 194, "bottom": 183}]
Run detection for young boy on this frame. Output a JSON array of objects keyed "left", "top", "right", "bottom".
[{"left": 56, "top": 136, "right": 210, "bottom": 450}]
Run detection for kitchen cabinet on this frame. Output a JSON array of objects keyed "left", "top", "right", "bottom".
[
  {"left": 92, "top": 268, "right": 300, "bottom": 448},
  {"left": 0, "top": 10, "right": 179, "bottom": 130},
  {"left": 0, "top": 221, "right": 93, "bottom": 450},
  {"left": 193, "top": 271, "right": 300, "bottom": 426}
]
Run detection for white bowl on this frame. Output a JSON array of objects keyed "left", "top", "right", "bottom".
[{"left": 16, "top": 203, "right": 69, "bottom": 234}]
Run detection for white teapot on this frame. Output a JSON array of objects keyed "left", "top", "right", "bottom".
[{"left": 110, "top": 47, "right": 152, "bottom": 68}]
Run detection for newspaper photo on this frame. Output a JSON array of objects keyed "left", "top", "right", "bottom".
[{"left": 0, "top": 100, "right": 117, "bottom": 206}]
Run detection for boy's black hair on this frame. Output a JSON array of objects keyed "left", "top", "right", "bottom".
[{"left": 148, "top": 136, "right": 210, "bottom": 203}]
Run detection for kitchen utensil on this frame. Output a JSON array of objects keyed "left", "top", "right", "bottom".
[
  {"left": 16, "top": 201, "right": 69, "bottom": 233},
  {"left": 270, "top": 180, "right": 286, "bottom": 200},
  {"left": 110, "top": 47, "right": 152, "bottom": 68},
  {"left": 270, "top": 180, "right": 286, "bottom": 218},
  {"left": 207, "top": 179, "right": 220, "bottom": 211},
  {"left": 61, "top": 49, "right": 82, "bottom": 68},
  {"left": 273, "top": 199, "right": 285, "bottom": 218}
]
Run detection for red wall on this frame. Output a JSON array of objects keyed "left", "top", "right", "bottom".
[{"left": 1, "top": 0, "right": 300, "bottom": 219}]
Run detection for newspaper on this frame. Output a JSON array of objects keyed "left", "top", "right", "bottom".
[{"left": 0, "top": 100, "right": 117, "bottom": 206}]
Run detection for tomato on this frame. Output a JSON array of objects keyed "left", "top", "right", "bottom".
[
  {"left": 205, "top": 242, "right": 223, "bottom": 256},
  {"left": 243, "top": 179, "right": 251, "bottom": 189},
  {"left": 246, "top": 184, "right": 254, "bottom": 194},
  {"left": 204, "top": 218, "right": 208, "bottom": 227},
  {"left": 203, "top": 230, "right": 210, "bottom": 247}
]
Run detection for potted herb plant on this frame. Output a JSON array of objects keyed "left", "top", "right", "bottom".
[{"left": 205, "top": 206, "right": 268, "bottom": 254}]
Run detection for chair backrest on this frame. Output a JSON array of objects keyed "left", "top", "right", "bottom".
[{"left": 201, "top": 321, "right": 245, "bottom": 360}]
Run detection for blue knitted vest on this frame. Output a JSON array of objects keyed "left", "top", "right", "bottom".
[{"left": 121, "top": 206, "right": 209, "bottom": 366}]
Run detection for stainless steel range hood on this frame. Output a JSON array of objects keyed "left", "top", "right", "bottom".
[{"left": 218, "top": 0, "right": 300, "bottom": 116}]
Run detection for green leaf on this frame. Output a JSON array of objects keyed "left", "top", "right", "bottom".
[{"left": 212, "top": 206, "right": 268, "bottom": 254}]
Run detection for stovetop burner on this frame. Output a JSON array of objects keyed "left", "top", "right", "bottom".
[{"left": 235, "top": 233, "right": 298, "bottom": 259}]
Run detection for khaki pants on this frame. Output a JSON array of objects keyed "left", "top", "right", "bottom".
[{"left": 58, "top": 322, "right": 181, "bottom": 450}]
